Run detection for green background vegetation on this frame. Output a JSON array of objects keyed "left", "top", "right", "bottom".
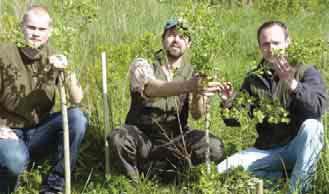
[{"left": 1, "top": 0, "right": 329, "bottom": 193}]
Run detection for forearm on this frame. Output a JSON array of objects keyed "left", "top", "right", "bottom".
[
  {"left": 290, "top": 69, "right": 327, "bottom": 116},
  {"left": 144, "top": 79, "right": 195, "bottom": 97},
  {"left": 291, "top": 83, "right": 326, "bottom": 117},
  {"left": 65, "top": 72, "right": 83, "bottom": 104}
]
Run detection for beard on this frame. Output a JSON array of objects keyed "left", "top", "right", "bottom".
[{"left": 165, "top": 45, "right": 184, "bottom": 59}]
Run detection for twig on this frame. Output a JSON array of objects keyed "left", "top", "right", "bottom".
[
  {"left": 80, "top": 168, "right": 94, "bottom": 194},
  {"left": 175, "top": 98, "right": 192, "bottom": 168},
  {"left": 204, "top": 96, "right": 211, "bottom": 174}
]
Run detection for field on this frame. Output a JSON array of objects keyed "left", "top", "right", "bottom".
[{"left": 1, "top": 0, "right": 329, "bottom": 193}]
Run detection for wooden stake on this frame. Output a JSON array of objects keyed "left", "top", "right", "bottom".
[
  {"left": 58, "top": 72, "right": 71, "bottom": 194},
  {"left": 256, "top": 179, "right": 264, "bottom": 194},
  {"left": 102, "top": 52, "right": 110, "bottom": 176}
]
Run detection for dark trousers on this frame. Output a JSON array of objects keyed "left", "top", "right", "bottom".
[
  {"left": 108, "top": 124, "right": 224, "bottom": 181},
  {"left": 0, "top": 108, "right": 88, "bottom": 194}
]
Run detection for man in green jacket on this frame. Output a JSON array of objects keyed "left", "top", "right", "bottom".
[
  {"left": 108, "top": 18, "right": 225, "bottom": 182},
  {"left": 0, "top": 5, "right": 87, "bottom": 194}
]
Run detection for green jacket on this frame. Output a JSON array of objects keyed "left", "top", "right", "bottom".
[
  {"left": 0, "top": 43, "right": 60, "bottom": 128},
  {"left": 125, "top": 50, "right": 193, "bottom": 144}
]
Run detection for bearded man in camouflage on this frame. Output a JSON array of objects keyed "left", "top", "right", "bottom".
[{"left": 108, "top": 18, "right": 225, "bottom": 181}]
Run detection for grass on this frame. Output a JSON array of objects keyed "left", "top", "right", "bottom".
[{"left": 1, "top": 0, "right": 329, "bottom": 193}]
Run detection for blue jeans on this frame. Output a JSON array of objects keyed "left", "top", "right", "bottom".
[
  {"left": 0, "top": 107, "right": 88, "bottom": 194},
  {"left": 217, "top": 119, "right": 324, "bottom": 194}
]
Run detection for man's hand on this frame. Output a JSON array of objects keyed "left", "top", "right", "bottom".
[
  {"left": 271, "top": 56, "right": 298, "bottom": 92},
  {"left": 190, "top": 74, "right": 221, "bottom": 96},
  {"left": 0, "top": 128, "right": 18, "bottom": 140},
  {"left": 198, "top": 81, "right": 224, "bottom": 97},
  {"left": 49, "top": 55, "right": 83, "bottom": 103},
  {"left": 218, "top": 81, "right": 233, "bottom": 101},
  {"left": 271, "top": 56, "right": 293, "bottom": 81},
  {"left": 48, "top": 54, "right": 68, "bottom": 69},
  {"left": 190, "top": 74, "right": 234, "bottom": 98}
]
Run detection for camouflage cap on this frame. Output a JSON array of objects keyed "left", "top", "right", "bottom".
[
  {"left": 163, "top": 17, "right": 191, "bottom": 39},
  {"left": 164, "top": 17, "right": 188, "bottom": 30},
  {"left": 164, "top": 18, "right": 178, "bottom": 31}
]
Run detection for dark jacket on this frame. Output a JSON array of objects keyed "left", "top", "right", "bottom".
[{"left": 225, "top": 61, "right": 326, "bottom": 149}]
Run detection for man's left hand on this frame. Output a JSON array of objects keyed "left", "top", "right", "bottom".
[
  {"left": 271, "top": 56, "right": 293, "bottom": 80},
  {"left": 271, "top": 57, "right": 298, "bottom": 92},
  {"left": 198, "top": 81, "right": 223, "bottom": 97}
]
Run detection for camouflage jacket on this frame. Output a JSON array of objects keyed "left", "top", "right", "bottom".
[{"left": 0, "top": 43, "right": 60, "bottom": 128}]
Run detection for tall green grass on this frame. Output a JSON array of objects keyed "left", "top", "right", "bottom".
[{"left": 1, "top": 0, "right": 329, "bottom": 193}]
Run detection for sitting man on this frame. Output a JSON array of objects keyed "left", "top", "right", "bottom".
[
  {"left": 0, "top": 5, "right": 88, "bottom": 194},
  {"left": 108, "top": 18, "right": 225, "bottom": 182},
  {"left": 217, "top": 21, "right": 326, "bottom": 194}
]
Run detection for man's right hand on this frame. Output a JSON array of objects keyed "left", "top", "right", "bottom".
[{"left": 0, "top": 127, "right": 18, "bottom": 140}]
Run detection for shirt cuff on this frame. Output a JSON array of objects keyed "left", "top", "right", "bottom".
[
  {"left": 129, "top": 58, "right": 155, "bottom": 98},
  {"left": 288, "top": 79, "right": 298, "bottom": 94}
]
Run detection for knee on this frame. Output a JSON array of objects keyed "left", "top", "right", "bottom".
[
  {"left": 299, "top": 119, "right": 323, "bottom": 141},
  {"left": 209, "top": 136, "right": 225, "bottom": 162},
  {"left": 108, "top": 127, "right": 128, "bottom": 150},
  {"left": 68, "top": 107, "right": 88, "bottom": 137},
  {"left": 108, "top": 126, "right": 137, "bottom": 155},
  {"left": 2, "top": 146, "right": 29, "bottom": 176},
  {"left": 296, "top": 119, "right": 324, "bottom": 153}
]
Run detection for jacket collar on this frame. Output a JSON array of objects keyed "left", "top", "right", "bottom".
[{"left": 19, "top": 43, "right": 48, "bottom": 61}]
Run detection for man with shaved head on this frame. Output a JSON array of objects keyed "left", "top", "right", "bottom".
[{"left": 0, "top": 5, "right": 87, "bottom": 194}]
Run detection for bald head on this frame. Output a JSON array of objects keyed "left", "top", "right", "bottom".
[
  {"left": 22, "top": 5, "right": 52, "bottom": 27},
  {"left": 22, "top": 5, "right": 53, "bottom": 48}
]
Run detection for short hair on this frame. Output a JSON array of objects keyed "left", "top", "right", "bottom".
[
  {"left": 22, "top": 5, "right": 53, "bottom": 27},
  {"left": 257, "top": 21, "right": 289, "bottom": 45}
]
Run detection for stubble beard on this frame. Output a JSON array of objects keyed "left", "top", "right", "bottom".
[{"left": 166, "top": 46, "right": 184, "bottom": 60}]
